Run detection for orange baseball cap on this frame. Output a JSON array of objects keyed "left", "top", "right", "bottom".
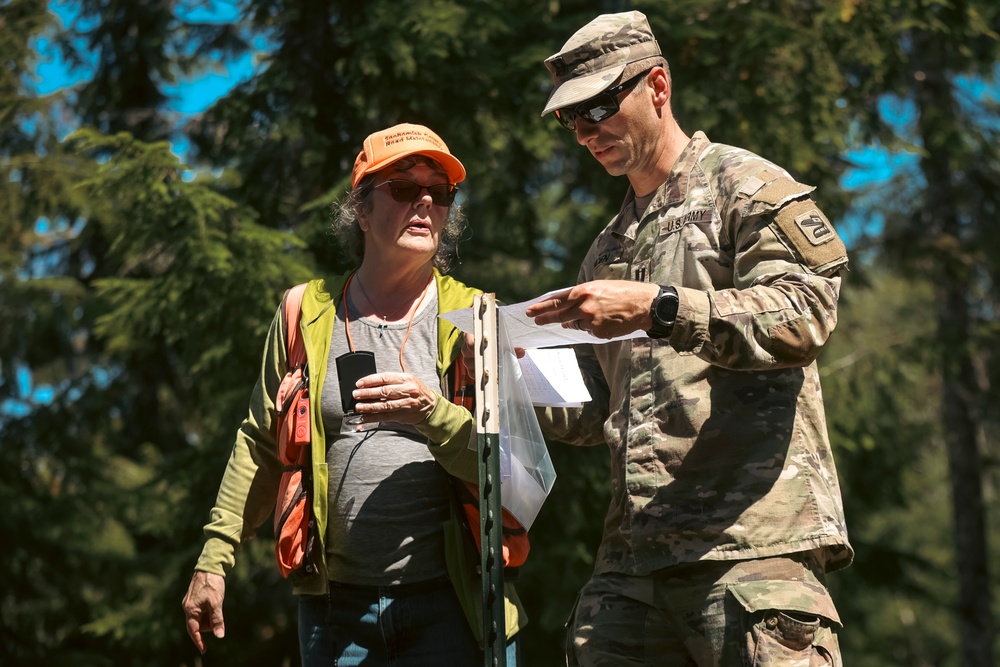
[{"left": 351, "top": 123, "right": 467, "bottom": 188}]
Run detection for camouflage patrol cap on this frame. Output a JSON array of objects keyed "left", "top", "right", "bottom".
[{"left": 541, "top": 11, "right": 661, "bottom": 116}]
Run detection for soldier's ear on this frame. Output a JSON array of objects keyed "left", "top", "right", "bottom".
[{"left": 649, "top": 67, "right": 670, "bottom": 109}]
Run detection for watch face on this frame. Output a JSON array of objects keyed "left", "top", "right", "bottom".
[{"left": 654, "top": 290, "right": 678, "bottom": 325}]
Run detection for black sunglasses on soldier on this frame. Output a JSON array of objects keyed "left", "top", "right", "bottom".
[
  {"left": 374, "top": 179, "right": 458, "bottom": 207},
  {"left": 554, "top": 68, "right": 654, "bottom": 132}
]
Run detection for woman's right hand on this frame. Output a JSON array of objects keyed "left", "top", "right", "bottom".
[
  {"left": 182, "top": 571, "right": 226, "bottom": 654},
  {"left": 352, "top": 372, "right": 439, "bottom": 424}
]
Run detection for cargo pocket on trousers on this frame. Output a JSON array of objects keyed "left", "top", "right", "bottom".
[{"left": 729, "top": 580, "right": 842, "bottom": 667}]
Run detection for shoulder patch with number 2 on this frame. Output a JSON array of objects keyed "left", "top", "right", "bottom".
[
  {"left": 794, "top": 208, "right": 836, "bottom": 246},
  {"left": 773, "top": 198, "right": 848, "bottom": 272}
]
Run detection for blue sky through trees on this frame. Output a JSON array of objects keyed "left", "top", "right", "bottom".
[
  {"left": 29, "top": 0, "right": 267, "bottom": 161},
  {"left": 30, "top": 2, "right": 998, "bottom": 199},
  {"left": 31, "top": 0, "right": 944, "bottom": 190}
]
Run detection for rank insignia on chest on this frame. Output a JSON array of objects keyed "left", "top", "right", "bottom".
[{"left": 595, "top": 251, "right": 624, "bottom": 267}]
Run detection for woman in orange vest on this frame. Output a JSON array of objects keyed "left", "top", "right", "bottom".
[{"left": 181, "top": 123, "right": 526, "bottom": 666}]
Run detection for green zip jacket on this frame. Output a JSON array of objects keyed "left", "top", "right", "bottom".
[{"left": 195, "top": 269, "right": 524, "bottom": 639}]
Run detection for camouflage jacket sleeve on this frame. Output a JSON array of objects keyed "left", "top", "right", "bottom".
[{"left": 666, "top": 169, "right": 849, "bottom": 371}]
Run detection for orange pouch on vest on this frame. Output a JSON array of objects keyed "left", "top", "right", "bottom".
[
  {"left": 457, "top": 482, "right": 530, "bottom": 568},
  {"left": 274, "top": 465, "right": 314, "bottom": 578},
  {"left": 272, "top": 283, "right": 315, "bottom": 579}
]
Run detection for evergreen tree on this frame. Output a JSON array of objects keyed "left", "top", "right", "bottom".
[
  {"left": 68, "top": 128, "right": 312, "bottom": 665},
  {"left": 2, "top": 2, "right": 304, "bottom": 664},
  {"left": 830, "top": 3, "right": 1000, "bottom": 664},
  {"left": 1, "top": 2, "right": 105, "bottom": 661},
  {"left": 821, "top": 271, "right": 959, "bottom": 666}
]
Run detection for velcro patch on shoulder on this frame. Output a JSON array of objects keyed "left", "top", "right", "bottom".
[
  {"left": 736, "top": 168, "right": 777, "bottom": 199},
  {"left": 738, "top": 175, "right": 767, "bottom": 198},
  {"left": 773, "top": 198, "right": 847, "bottom": 270}
]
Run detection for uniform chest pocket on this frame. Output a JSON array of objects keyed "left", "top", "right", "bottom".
[
  {"left": 594, "top": 260, "right": 629, "bottom": 281},
  {"left": 653, "top": 209, "right": 726, "bottom": 279}
]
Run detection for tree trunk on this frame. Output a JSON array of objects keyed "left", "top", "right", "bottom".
[{"left": 911, "top": 32, "right": 995, "bottom": 667}]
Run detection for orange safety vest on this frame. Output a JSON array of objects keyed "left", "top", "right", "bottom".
[{"left": 272, "top": 284, "right": 529, "bottom": 579}]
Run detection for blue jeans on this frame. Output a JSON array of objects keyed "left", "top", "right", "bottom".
[{"left": 299, "top": 577, "right": 520, "bottom": 667}]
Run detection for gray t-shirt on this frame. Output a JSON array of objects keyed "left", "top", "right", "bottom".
[{"left": 321, "top": 285, "right": 452, "bottom": 586}]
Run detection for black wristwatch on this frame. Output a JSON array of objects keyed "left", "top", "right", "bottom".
[{"left": 647, "top": 286, "right": 679, "bottom": 339}]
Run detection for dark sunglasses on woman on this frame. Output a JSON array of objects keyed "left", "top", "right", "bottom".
[
  {"left": 375, "top": 179, "right": 458, "bottom": 207},
  {"left": 555, "top": 68, "right": 654, "bottom": 132}
]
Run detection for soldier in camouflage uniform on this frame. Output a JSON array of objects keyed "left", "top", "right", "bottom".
[{"left": 526, "top": 10, "right": 854, "bottom": 667}]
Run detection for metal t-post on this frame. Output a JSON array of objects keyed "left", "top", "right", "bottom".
[{"left": 473, "top": 293, "right": 506, "bottom": 667}]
